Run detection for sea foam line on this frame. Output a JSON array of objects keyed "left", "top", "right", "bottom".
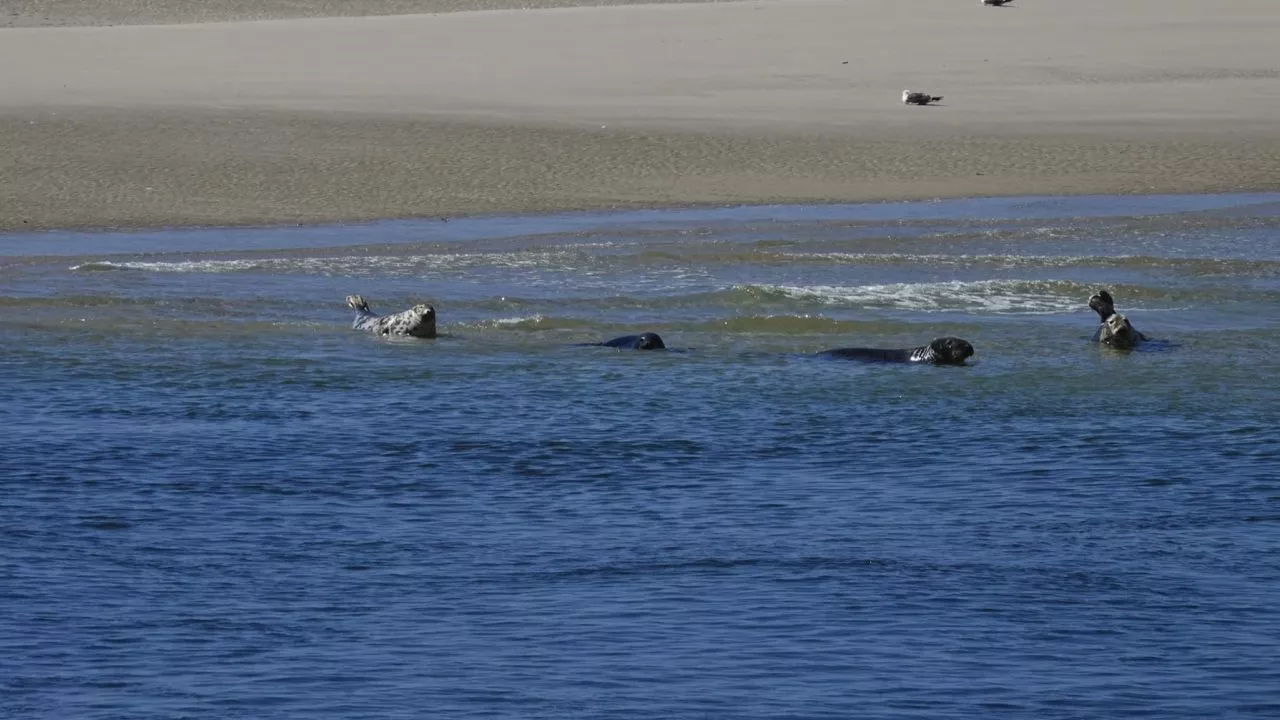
[
  {"left": 759, "top": 279, "right": 1085, "bottom": 314},
  {"left": 70, "top": 251, "right": 587, "bottom": 275}
]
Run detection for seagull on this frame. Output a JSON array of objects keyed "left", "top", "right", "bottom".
[
  {"left": 981, "top": 0, "right": 1014, "bottom": 6},
  {"left": 902, "top": 90, "right": 943, "bottom": 106}
]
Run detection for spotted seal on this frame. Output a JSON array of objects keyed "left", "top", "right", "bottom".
[
  {"left": 817, "top": 336, "right": 974, "bottom": 365},
  {"left": 580, "top": 332, "right": 667, "bottom": 350},
  {"left": 1088, "top": 290, "right": 1146, "bottom": 349},
  {"left": 346, "top": 294, "right": 437, "bottom": 338}
]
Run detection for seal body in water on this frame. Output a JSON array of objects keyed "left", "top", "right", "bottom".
[
  {"left": 817, "top": 336, "right": 974, "bottom": 365},
  {"left": 581, "top": 332, "right": 667, "bottom": 350},
  {"left": 346, "top": 294, "right": 437, "bottom": 338},
  {"left": 1088, "top": 290, "right": 1146, "bottom": 349}
]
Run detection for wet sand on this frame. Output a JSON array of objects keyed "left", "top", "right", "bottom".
[
  {"left": 3, "top": 0, "right": 1280, "bottom": 231},
  {"left": 0, "top": 0, "right": 730, "bottom": 28}
]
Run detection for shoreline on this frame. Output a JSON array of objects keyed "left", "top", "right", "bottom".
[
  {"left": 8, "top": 194, "right": 1278, "bottom": 252},
  {"left": 5, "top": 107, "right": 1280, "bottom": 233}
]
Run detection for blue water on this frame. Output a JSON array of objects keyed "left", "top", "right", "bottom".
[{"left": 3, "top": 195, "right": 1280, "bottom": 718}]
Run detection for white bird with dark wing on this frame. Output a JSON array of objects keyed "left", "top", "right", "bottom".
[{"left": 902, "top": 89, "right": 943, "bottom": 106}]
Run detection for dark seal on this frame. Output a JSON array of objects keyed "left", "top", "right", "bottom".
[
  {"left": 581, "top": 332, "right": 667, "bottom": 350},
  {"left": 1088, "top": 290, "right": 1146, "bottom": 349},
  {"left": 817, "top": 336, "right": 974, "bottom": 365},
  {"left": 346, "top": 294, "right": 437, "bottom": 338}
]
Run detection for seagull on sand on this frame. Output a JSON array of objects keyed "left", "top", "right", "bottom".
[{"left": 902, "top": 90, "right": 943, "bottom": 106}]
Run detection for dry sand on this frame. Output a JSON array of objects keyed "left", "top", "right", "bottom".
[{"left": 3, "top": 0, "right": 1280, "bottom": 231}]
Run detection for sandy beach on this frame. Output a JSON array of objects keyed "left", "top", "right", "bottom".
[{"left": 3, "top": 0, "right": 1280, "bottom": 231}]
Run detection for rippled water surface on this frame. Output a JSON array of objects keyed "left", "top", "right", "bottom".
[{"left": 3, "top": 195, "right": 1280, "bottom": 719}]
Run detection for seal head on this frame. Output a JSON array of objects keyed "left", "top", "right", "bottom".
[{"left": 918, "top": 336, "right": 975, "bottom": 365}]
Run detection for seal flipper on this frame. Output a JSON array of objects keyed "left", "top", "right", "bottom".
[
  {"left": 347, "top": 294, "right": 380, "bottom": 331},
  {"left": 347, "top": 294, "right": 374, "bottom": 316},
  {"left": 1088, "top": 290, "right": 1117, "bottom": 321}
]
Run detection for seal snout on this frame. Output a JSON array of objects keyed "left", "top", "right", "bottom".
[{"left": 635, "top": 332, "right": 666, "bottom": 350}]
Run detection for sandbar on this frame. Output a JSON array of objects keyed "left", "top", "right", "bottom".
[{"left": 3, "top": 0, "right": 1279, "bottom": 231}]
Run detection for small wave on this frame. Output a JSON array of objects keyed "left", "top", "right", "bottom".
[
  {"left": 521, "top": 280, "right": 1093, "bottom": 315},
  {"left": 778, "top": 252, "right": 1280, "bottom": 276},
  {"left": 755, "top": 279, "right": 1088, "bottom": 314},
  {"left": 70, "top": 251, "right": 590, "bottom": 277},
  {"left": 694, "top": 315, "right": 911, "bottom": 335},
  {"left": 70, "top": 259, "right": 261, "bottom": 273},
  {"left": 68, "top": 261, "right": 138, "bottom": 272},
  {"left": 454, "top": 315, "right": 601, "bottom": 333},
  {"left": 778, "top": 252, "right": 1089, "bottom": 269},
  {"left": 540, "top": 555, "right": 894, "bottom": 583},
  {"left": 488, "top": 315, "right": 545, "bottom": 327},
  {"left": 472, "top": 315, "right": 551, "bottom": 330}
]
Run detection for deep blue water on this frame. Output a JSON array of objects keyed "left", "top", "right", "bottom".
[{"left": 3, "top": 195, "right": 1280, "bottom": 719}]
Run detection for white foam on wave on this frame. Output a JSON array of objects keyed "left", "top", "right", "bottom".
[
  {"left": 71, "top": 251, "right": 586, "bottom": 276},
  {"left": 69, "top": 260, "right": 151, "bottom": 272},
  {"left": 485, "top": 315, "right": 546, "bottom": 326},
  {"left": 71, "top": 258, "right": 275, "bottom": 273},
  {"left": 781, "top": 252, "right": 1098, "bottom": 269},
  {"left": 763, "top": 279, "right": 1082, "bottom": 314}
]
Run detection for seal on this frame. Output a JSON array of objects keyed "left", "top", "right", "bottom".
[
  {"left": 902, "top": 89, "right": 944, "bottom": 106},
  {"left": 1088, "top": 290, "right": 1146, "bottom": 349},
  {"left": 581, "top": 332, "right": 667, "bottom": 350},
  {"left": 817, "top": 336, "right": 974, "bottom": 365},
  {"left": 981, "top": 0, "right": 1014, "bottom": 6},
  {"left": 345, "top": 294, "right": 437, "bottom": 338}
]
